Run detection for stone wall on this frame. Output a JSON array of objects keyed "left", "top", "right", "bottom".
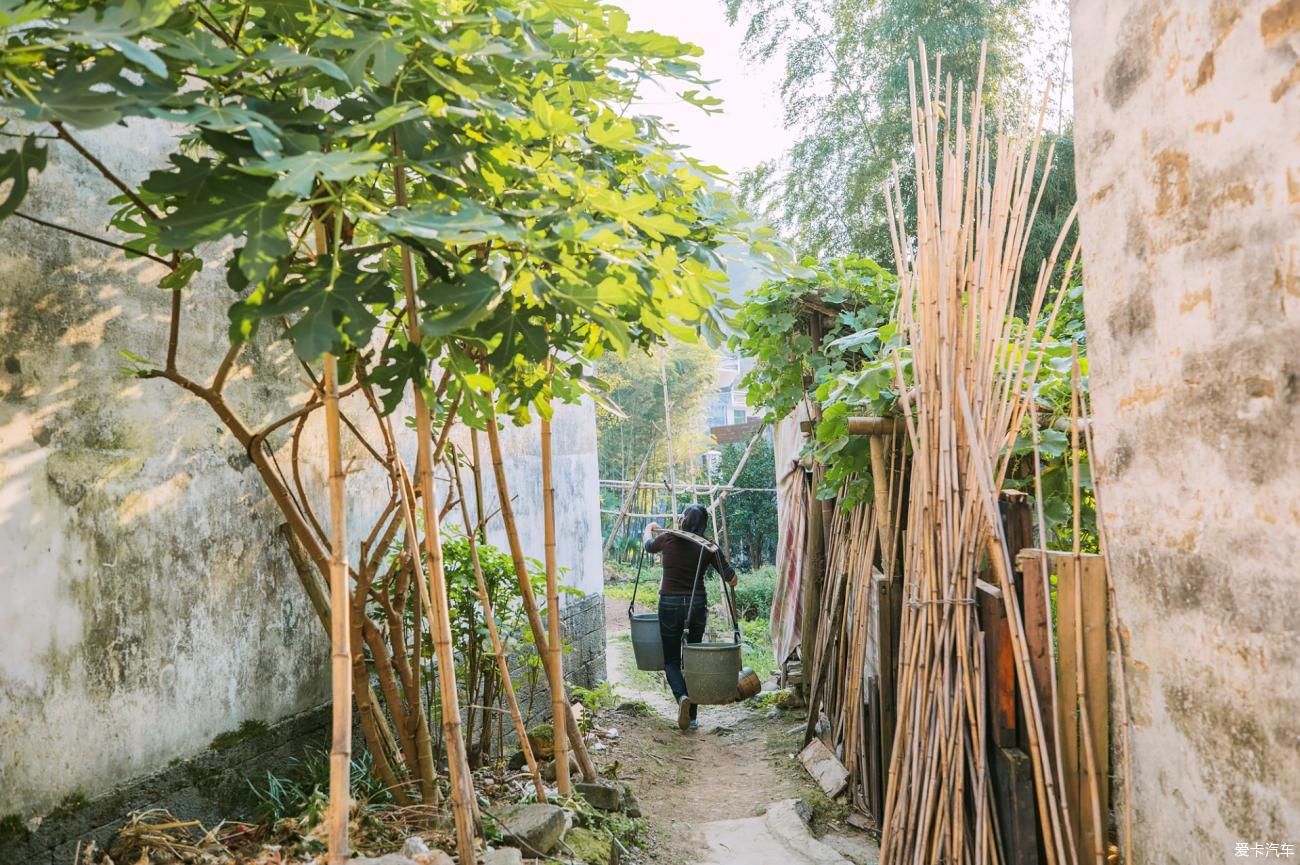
[
  {"left": 1072, "top": 1, "right": 1300, "bottom": 859},
  {"left": 0, "top": 118, "right": 605, "bottom": 821}
]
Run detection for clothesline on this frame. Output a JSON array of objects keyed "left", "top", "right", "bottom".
[{"left": 598, "top": 479, "right": 777, "bottom": 494}]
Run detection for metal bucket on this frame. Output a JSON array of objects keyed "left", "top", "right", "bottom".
[
  {"left": 682, "top": 641, "right": 743, "bottom": 705},
  {"left": 629, "top": 612, "right": 664, "bottom": 671},
  {"left": 737, "top": 668, "right": 762, "bottom": 701}
]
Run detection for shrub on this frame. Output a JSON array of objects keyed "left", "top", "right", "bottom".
[{"left": 733, "top": 565, "right": 778, "bottom": 620}]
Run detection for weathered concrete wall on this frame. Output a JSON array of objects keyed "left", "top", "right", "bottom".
[
  {"left": 1072, "top": 1, "right": 1300, "bottom": 859},
  {"left": 0, "top": 119, "right": 603, "bottom": 819}
]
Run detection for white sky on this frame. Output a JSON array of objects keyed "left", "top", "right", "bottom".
[
  {"left": 616, "top": 0, "right": 1072, "bottom": 183},
  {"left": 618, "top": 0, "right": 795, "bottom": 179}
]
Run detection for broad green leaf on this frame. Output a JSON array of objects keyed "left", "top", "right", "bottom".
[
  {"left": 317, "top": 30, "right": 406, "bottom": 86},
  {"left": 419, "top": 270, "right": 501, "bottom": 337},
  {"left": 243, "top": 149, "right": 385, "bottom": 198},
  {"left": 155, "top": 168, "right": 293, "bottom": 285},
  {"left": 258, "top": 44, "right": 351, "bottom": 85},
  {"left": 370, "top": 201, "right": 519, "bottom": 245},
  {"left": 0, "top": 136, "right": 47, "bottom": 219},
  {"left": 9, "top": 58, "right": 133, "bottom": 127}
]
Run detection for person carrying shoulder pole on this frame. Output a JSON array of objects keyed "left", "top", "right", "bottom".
[{"left": 642, "top": 504, "right": 738, "bottom": 731}]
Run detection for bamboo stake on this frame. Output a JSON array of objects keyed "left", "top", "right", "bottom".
[
  {"left": 541, "top": 407, "right": 570, "bottom": 796},
  {"left": 1080, "top": 393, "right": 1135, "bottom": 865},
  {"left": 394, "top": 138, "right": 478, "bottom": 864},
  {"left": 483, "top": 411, "right": 597, "bottom": 781},
  {"left": 1070, "top": 349, "right": 1105, "bottom": 865},
  {"left": 452, "top": 455, "right": 548, "bottom": 800},
  {"left": 659, "top": 352, "right": 678, "bottom": 527},
  {"left": 323, "top": 351, "right": 351, "bottom": 865}
]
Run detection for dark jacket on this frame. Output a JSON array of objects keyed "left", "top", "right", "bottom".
[{"left": 644, "top": 530, "right": 736, "bottom": 597}]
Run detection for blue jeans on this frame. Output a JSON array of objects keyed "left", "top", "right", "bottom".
[{"left": 659, "top": 594, "right": 707, "bottom": 720}]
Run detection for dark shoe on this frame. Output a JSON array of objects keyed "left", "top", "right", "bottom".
[{"left": 677, "top": 695, "right": 692, "bottom": 731}]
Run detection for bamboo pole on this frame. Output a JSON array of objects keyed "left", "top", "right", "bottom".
[
  {"left": 323, "top": 352, "right": 352, "bottom": 865},
  {"left": 452, "top": 456, "right": 548, "bottom": 800},
  {"left": 394, "top": 138, "right": 478, "bottom": 864},
  {"left": 483, "top": 411, "right": 597, "bottom": 781},
  {"left": 603, "top": 446, "right": 653, "bottom": 557},
  {"left": 541, "top": 410, "right": 570, "bottom": 795},
  {"left": 1070, "top": 349, "right": 1105, "bottom": 865},
  {"left": 1079, "top": 393, "right": 1135, "bottom": 865},
  {"left": 659, "top": 352, "right": 678, "bottom": 526}
]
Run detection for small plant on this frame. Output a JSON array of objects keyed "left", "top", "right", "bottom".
[
  {"left": 246, "top": 749, "right": 390, "bottom": 826},
  {"left": 571, "top": 682, "right": 620, "bottom": 716}
]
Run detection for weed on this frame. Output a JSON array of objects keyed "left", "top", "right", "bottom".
[
  {"left": 47, "top": 792, "right": 88, "bottom": 821},
  {"left": 210, "top": 719, "right": 269, "bottom": 751},
  {"left": 0, "top": 813, "right": 27, "bottom": 842},
  {"left": 801, "top": 786, "right": 851, "bottom": 826},
  {"left": 245, "top": 749, "right": 390, "bottom": 826}
]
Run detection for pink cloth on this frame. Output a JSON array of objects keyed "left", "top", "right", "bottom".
[{"left": 770, "top": 461, "right": 809, "bottom": 666}]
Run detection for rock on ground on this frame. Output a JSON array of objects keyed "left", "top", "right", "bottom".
[
  {"left": 493, "top": 802, "right": 568, "bottom": 856},
  {"left": 483, "top": 848, "right": 524, "bottom": 865}
]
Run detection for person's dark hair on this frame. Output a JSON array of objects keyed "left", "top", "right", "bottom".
[{"left": 680, "top": 504, "right": 709, "bottom": 535}]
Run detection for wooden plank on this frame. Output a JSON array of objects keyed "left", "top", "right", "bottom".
[
  {"left": 977, "top": 579, "right": 1017, "bottom": 748},
  {"left": 1017, "top": 550, "right": 1057, "bottom": 768},
  {"left": 1055, "top": 556, "right": 1082, "bottom": 861},
  {"left": 1079, "top": 555, "right": 1109, "bottom": 865},
  {"left": 866, "top": 677, "right": 882, "bottom": 821},
  {"left": 992, "top": 746, "right": 1042, "bottom": 865},
  {"left": 799, "top": 737, "right": 849, "bottom": 797},
  {"left": 874, "top": 573, "right": 897, "bottom": 780}
]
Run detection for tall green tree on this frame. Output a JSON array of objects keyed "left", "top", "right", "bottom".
[
  {"left": 724, "top": 0, "right": 1074, "bottom": 295},
  {"left": 595, "top": 339, "right": 718, "bottom": 482},
  {"left": 716, "top": 434, "right": 777, "bottom": 568}
]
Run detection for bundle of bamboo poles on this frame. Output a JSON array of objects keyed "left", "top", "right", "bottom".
[{"left": 875, "top": 45, "right": 1079, "bottom": 864}]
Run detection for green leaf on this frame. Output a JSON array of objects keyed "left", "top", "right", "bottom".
[
  {"left": 155, "top": 168, "right": 292, "bottom": 285},
  {"left": 159, "top": 257, "right": 203, "bottom": 290},
  {"left": 531, "top": 92, "right": 578, "bottom": 136},
  {"left": 243, "top": 149, "right": 384, "bottom": 198},
  {"left": 0, "top": 136, "right": 47, "bottom": 220},
  {"left": 9, "top": 57, "right": 134, "bottom": 128},
  {"left": 317, "top": 30, "right": 405, "bottom": 86},
  {"left": 258, "top": 44, "right": 351, "bottom": 85},
  {"left": 419, "top": 270, "right": 501, "bottom": 337},
  {"left": 370, "top": 201, "right": 519, "bottom": 246}
]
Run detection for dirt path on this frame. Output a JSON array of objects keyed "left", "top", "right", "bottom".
[{"left": 595, "top": 598, "right": 879, "bottom": 865}]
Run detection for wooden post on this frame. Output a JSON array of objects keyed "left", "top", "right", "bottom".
[
  {"left": 977, "top": 579, "right": 1017, "bottom": 748},
  {"left": 541, "top": 414, "right": 570, "bottom": 795},
  {"left": 323, "top": 353, "right": 351, "bottom": 865}
]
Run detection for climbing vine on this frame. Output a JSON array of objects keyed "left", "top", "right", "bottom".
[{"left": 732, "top": 256, "right": 1093, "bottom": 542}]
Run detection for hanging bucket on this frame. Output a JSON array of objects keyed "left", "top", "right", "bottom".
[
  {"left": 682, "top": 569, "right": 745, "bottom": 705},
  {"left": 682, "top": 641, "right": 743, "bottom": 704},
  {"left": 626, "top": 548, "right": 665, "bottom": 671},
  {"left": 629, "top": 612, "right": 664, "bottom": 671}
]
